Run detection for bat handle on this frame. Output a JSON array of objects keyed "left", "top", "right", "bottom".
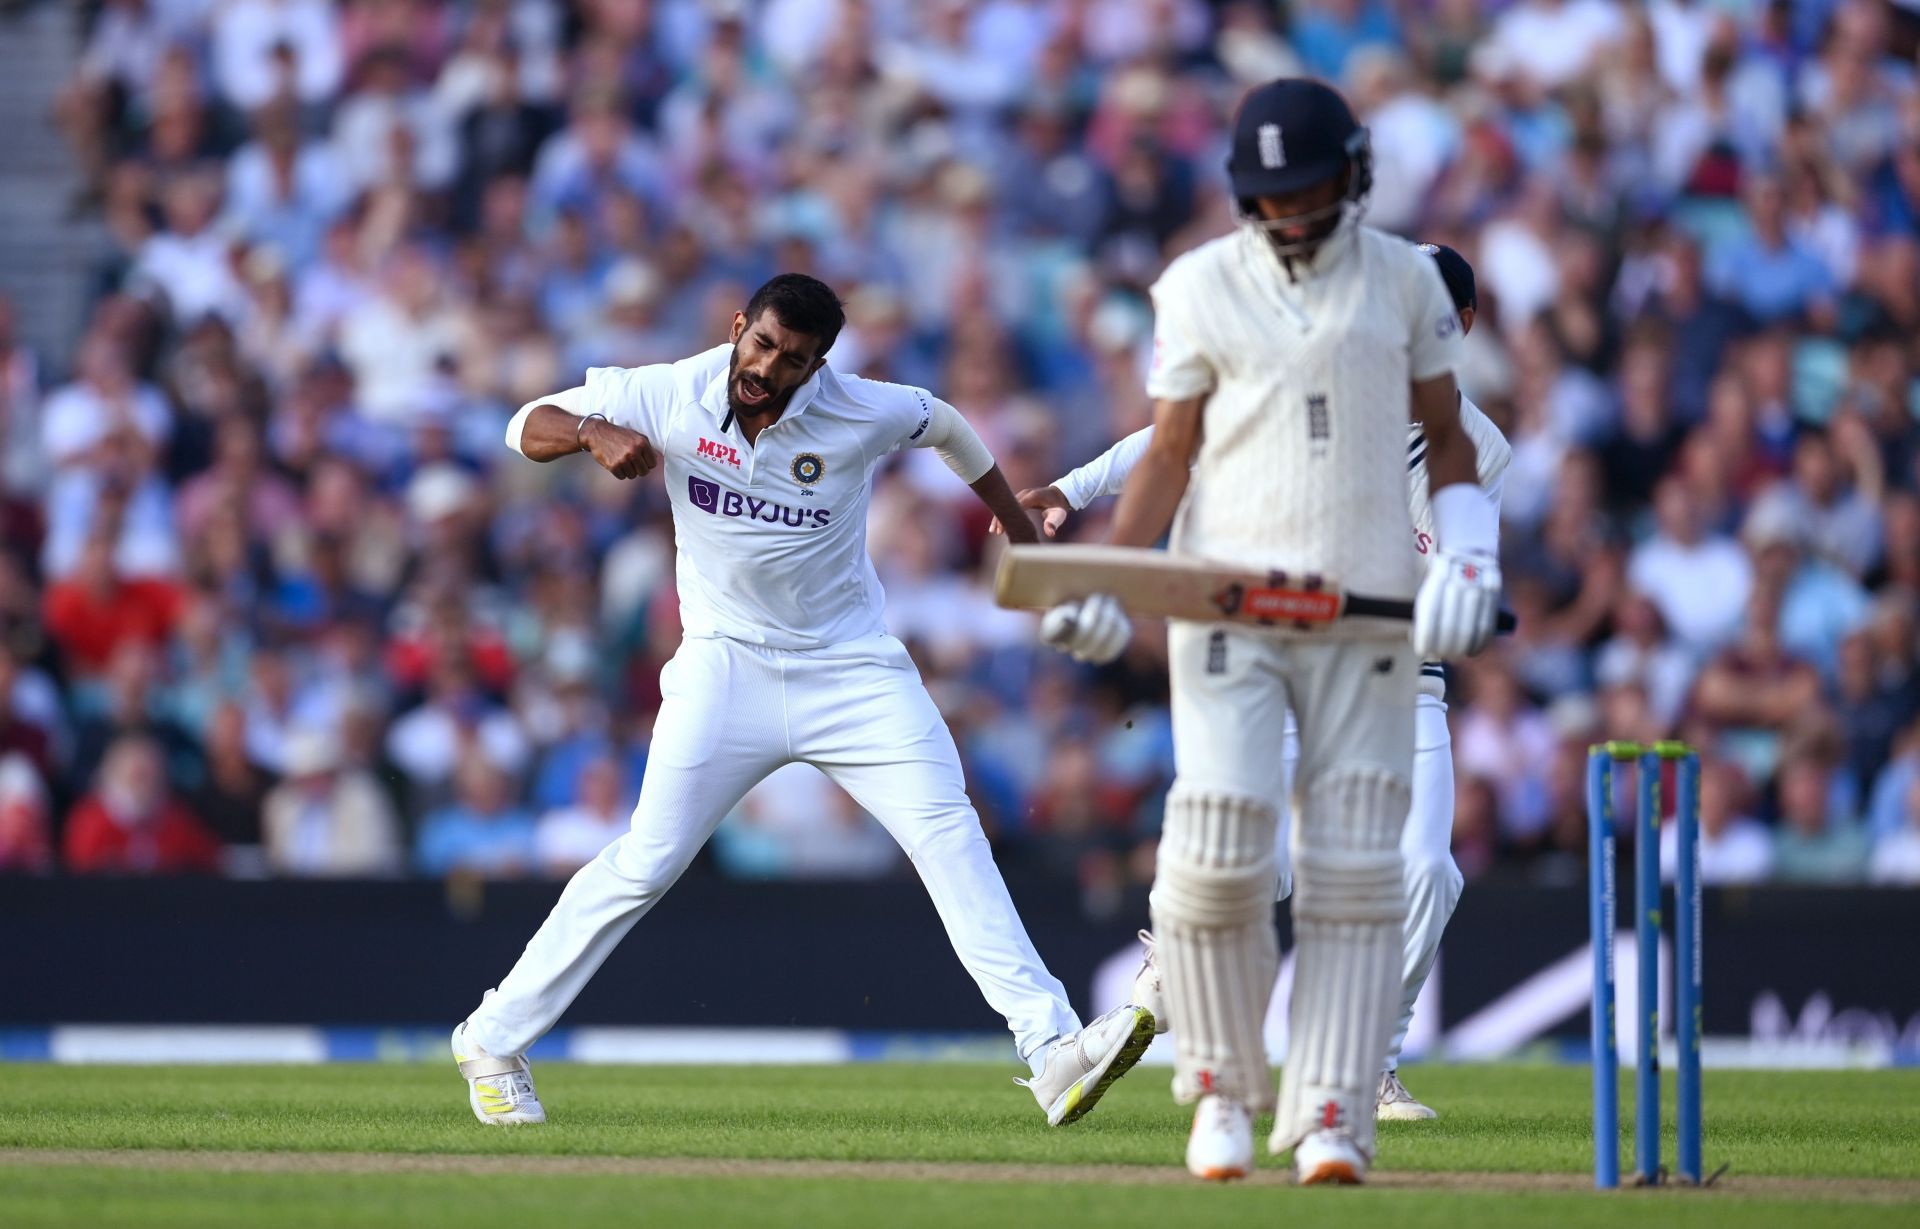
[{"left": 1342, "top": 596, "right": 1519, "bottom": 633}]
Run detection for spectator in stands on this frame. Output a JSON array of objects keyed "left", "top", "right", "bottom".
[
  {"left": 0, "top": 643, "right": 54, "bottom": 788},
  {"left": 67, "top": 641, "right": 201, "bottom": 798},
  {"left": 1662, "top": 759, "right": 1774, "bottom": 885},
  {"left": 174, "top": 414, "right": 303, "bottom": 547},
  {"left": 1870, "top": 773, "right": 1920, "bottom": 884},
  {"left": 527, "top": 86, "right": 667, "bottom": 233},
  {"left": 192, "top": 700, "right": 274, "bottom": 857},
  {"left": 1835, "top": 626, "right": 1918, "bottom": 798},
  {"left": 1289, "top": 0, "right": 1402, "bottom": 83},
  {"left": 0, "top": 297, "right": 42, "bottom": 505},
  {"left": 336, "top": 244, "right": 471, "bottom": 426},
  {"left": 1771, "top": 749, "right": 1872, "bottom": 884},
  {"left": 1691, "top": 590, "right": 1823, "bottom": 784},
  {"left": 415, "top": 757, "right": 536, "bottom": 878},
  {"left": 41, "top": 334, "right": 170, "bottom": 483},
  {"left": 332, "top": 47, "right": 460, "bottom": 198},
  {"left": 1705, "top": 171, "right": 1836, "bottom": 326},
  {"left": 1594, "top": 591, "right": 1696, "bottom": 728},
  {"left": 1743, "top": 486, "right": 1870, "bottom": 678},
  {"left": 224, "top": 102, "right": 351, "bottom": 272},
  {"left": 128, "top": 170, "right": 249, "bottom": 329},
  {"left": 1452, "top": 655, "right": 1557, "bottom": 851},
  {"left": 212, "top": 0, "right": 344, "bottom": 115},
  {"left": 262, "top": 726, "right": 403, "bottom": 877},
  {"left": 63, "top": 733, "right": 220, "bottom": 874},
  {"left": 1777, "top": 422, "right": 1885, "bottom": 578},
  {"left": 1627, "top": 477, "right": 1752, "bottom": 655},
  {"left": 533, "top": 753, "right": 628, "bottom": 877},
  {"left": 1477, "top": 0, "right": 1625, "bottom": 92},
  {"left": 387, "top": 656, "right": 528, "bottom": 806},
  {"left": 0, "top": 751, "right": 52, "bottom": 874}
]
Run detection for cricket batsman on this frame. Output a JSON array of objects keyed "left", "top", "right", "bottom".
[
  {"left": 1036, "top": 80, "right": 1501, "bottom": 1182},
  {"left": 452, "top": 274, "right": 1155, "bottom": 1129},
  {"left": 1012, "top": 242, "right": 1508, "bottom": 1125}
]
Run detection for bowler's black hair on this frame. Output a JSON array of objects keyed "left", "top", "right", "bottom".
[{"left": 743, "top": 273, "right": 845, "bottom": 358}]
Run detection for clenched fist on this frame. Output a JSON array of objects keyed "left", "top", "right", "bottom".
[{"left": 580, "top": 417, "right": 657, "bottom": 480}]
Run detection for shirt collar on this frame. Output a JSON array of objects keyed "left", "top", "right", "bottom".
[{"left": 1242, "top": 218, "right": 1359, "bottom": 284}]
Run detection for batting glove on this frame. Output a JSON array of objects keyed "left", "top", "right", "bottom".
[
  {"left": 1040, "top": 593, "right": 1131, "bottom": 664},
  {"left": 1412, "top": 549, "right": 1501, "bottom": 659}
]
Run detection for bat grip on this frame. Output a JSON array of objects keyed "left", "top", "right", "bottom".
[{"left": 1343, "top": 596, "right": 1519, "bottom": 633}]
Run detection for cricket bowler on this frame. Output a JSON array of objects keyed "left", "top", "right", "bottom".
[{"left": 451, "top": 274, "right": 1155, "bottom": 1129}]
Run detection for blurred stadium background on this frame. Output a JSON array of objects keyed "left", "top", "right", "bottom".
[{"left": 0, "top": 0, "right": 1916, "bottom": 1068}]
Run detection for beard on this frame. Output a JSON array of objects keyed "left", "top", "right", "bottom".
[{"left": 725, "top": 346, "right": 784, "bottom": 420}]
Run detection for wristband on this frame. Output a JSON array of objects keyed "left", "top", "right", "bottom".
[
  {"left": 576, "top": 413, "right": 608, "bottom": 444},
  {"left": 1431, "top": 482, "right": 1498, "bottom": 556}
]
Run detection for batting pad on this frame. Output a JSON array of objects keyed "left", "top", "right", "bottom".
[
  {"left": 1150, "top": 787, "right": 1280, "bottom": 1110},
  {"left": 1273, "top": 766, "right": 1410, "bottom": 1158}
]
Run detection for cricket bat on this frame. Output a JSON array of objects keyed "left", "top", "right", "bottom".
[{"left": 993, "top": 544, "right": 1517, "bottom": 632}]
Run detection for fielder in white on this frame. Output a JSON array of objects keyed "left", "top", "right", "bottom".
[
  {"left": 1039, "top": 80, "right": 1502, "bottom": 1183},
  {"left": 1014, "top": 242, "right": 1508, "bottom": 1125},
  {"left": 452, "top": 274, "right": 1155, "bottom": 1128}
]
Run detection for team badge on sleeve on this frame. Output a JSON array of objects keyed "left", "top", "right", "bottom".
[{"left": 791, "top": 452, "right": 826, "bottom": 485}]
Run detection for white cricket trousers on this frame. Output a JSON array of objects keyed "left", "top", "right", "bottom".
[
  {"left": 1277, "top": 688, "right": 1464, "bottom": 1070},
  {"left": 466, "top": 633, "right": 1081, "bottom": 1070}
]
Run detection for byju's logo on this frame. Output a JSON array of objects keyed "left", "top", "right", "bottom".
[
  {"left": 687, "top": 476, "right": 830, "bottom": 529},
  {"left": 696, "top": 437, "right": 741, "bottom": 468}
]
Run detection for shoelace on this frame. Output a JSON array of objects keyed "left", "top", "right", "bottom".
[
  {"left": 1201, "top": 1096, "right": 1246, "bottom": 1131},
  {"left": 1136, "top": 930, "right": 1160, "bottom": 988},
  {"left": 500, "top": 1070, "right": 537, "bottom": 1105}
]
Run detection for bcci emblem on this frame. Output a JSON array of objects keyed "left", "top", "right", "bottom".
[{"left": 791, "top": 452, "right": 826, "bottom": 486}]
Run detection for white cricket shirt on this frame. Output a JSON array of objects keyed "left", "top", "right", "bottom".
[
  {"left": 545, "top": 345, "right": 960, "bottom": 651},
  {"left": 1147, "top": 224, "right": 1465, "bottom": 600}
]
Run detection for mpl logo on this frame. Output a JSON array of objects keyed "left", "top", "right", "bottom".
[
  {"left": 696, "top": 437, "right": 740, "bottom": 468},
  {"left": 687, "top": 476, "right": 831, "bottom": 529}
]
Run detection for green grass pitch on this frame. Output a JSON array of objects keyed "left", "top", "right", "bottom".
[{"left": 2, "top": 1063, "right": 1917, "bottom": 1227}]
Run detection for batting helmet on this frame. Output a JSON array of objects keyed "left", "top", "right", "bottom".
[{"left": 1226, "top": 79, "right": 1372, "bottom": 258}]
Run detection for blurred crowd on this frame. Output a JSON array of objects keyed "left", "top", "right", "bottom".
[{"left": 4, "top": 0, "right": 1920, "bottom": 894}]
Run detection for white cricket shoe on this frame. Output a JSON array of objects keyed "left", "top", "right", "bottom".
[
  {"left": 1293, "top": 1128, "right": 1367, "bottom": 1185},
  {"left": 1131, "top": 930, "right": 1170, "bottom": 1035},
  {"left": 452, "top": 1022, "right": 546, "bottom": 1125},
  {"left": 1376, "top": 1069, "right": 1437, "bottom": 1121},
  {"left": 1186, "top": 1094, "right": 1254, "bottom": 1181},
  {"left": 1016, "top": 1003, "right": 1157, "bottom": 1126}
]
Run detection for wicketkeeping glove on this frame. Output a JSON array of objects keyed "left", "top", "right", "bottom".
[
  {"left": 1412, "top": 549, "right": 1501, "bottom": 659},
  {"left": 1040, "top": 593, "right": 1131, "bottom": 664}
]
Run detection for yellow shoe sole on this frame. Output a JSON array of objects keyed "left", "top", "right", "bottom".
[{"left": 1050, "top": 1007, "right": 1157, "bottom": 1127}]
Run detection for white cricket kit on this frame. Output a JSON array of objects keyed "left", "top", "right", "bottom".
[
  {"left": 469, "top": 345, "right": 1080, "bottom": 1071},
  {"left": 1055, "top": 395, "right": 1509, "bottom": 1072},
  {"left": 1140, "top": 224, "right": 1464, "bottom": 1154},
  {"left": 1154, "top": 229, "right": 1462, "bottom": 599}
]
